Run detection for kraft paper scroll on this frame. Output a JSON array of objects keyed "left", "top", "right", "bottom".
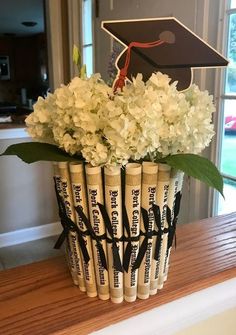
[
  {"left": 69, "top": 162, "right": 98, "bottom": 298},
  {"left": 104, "top": 166, "right": 123, "bottom": 303},
  {"left": 163, "top": 170, "right": 184, "bottom": 281},
  {"left": 150, "top": 163, "right": 171, "bottom": 295},
  {"left": 137, "top": 162, "right": 158, "bottom": 300},
  {"left": 55, "top": 162, "right": 86, "bottom": 291},
  {"left": 124, "top": 163, "right": 142, "bottom": 302},
  {"left": 85, "top": 164, "right": 110, "bottom": 300}
]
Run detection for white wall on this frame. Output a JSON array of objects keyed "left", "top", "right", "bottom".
[{"left": 0, "top": 137, "right": 58, "bottom": 234}]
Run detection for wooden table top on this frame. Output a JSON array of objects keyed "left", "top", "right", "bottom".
[{"left": 0, "top": 213, "right": 236, "bottom": 335}]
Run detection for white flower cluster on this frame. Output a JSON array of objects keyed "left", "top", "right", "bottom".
[{"left": 26, "top": 72, "right": 215, "bottom": 166}]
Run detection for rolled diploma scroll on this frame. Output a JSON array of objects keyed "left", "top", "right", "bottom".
[
  {"left": 57, "top": 162, "right": 86, "bottom": 291},
  {"left": 150, "top": 163, "right": 171, "bottom": 295},
  {"left": 104, "top": 166, "right": 123, "bottom": 303},
  {"left": 137, "top": 162, "right": 158, "bottom": 300},
  {"left": 85, "top": 164, "right": 110, "bottom": 300},
  {"left": 53, "top": 162, "right": 77, "bottom": 284},
  {"left": 163, "top": 170, "right": 184, "bottom": 281},
  {"left": 69, "top": 162, "right": 97, "bottom": 298},
  {"left": 124, "top": 163, "right": 142, "bottom": 302}
]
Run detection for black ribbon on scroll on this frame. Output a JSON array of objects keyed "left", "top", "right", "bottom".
[
  {"left": 152, "top": 204, "right": 168, "bottom": 261},
  {"left": 53, "top": 179, "right": 90, "bottom": 264},
  {"left": 123, "top": 203, "right": 135, "bottom": 272},
  {"left": 132, "top": 207, "right": 153, "bottom": 271},
  {"left": 75, "top": 205, "right": 108, "bottom": 271},
  {"left": 97, "top": 202, "right": 123, "bottom": 273},
  {"left": 167, "top": 191, "right": 182, "bottom": 250}
]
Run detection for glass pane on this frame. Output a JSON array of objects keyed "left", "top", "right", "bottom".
[
  {"left": 83, "top": 45, "right": 93, "bottom": 77},
  {"left": 82, "top": 0, "right": 93, "bottom": 45},
  {"left": 225, "top": 13, "right": 236, "bottom": 94},
  {"left": 221, "top": 100, "right": 236, "bottom": 177},
  {"left": 218, "top": 179, "right": 236, "bottom": 214},
  {"left": 231, "top": 0, "right": 236, "bottom": 8}
]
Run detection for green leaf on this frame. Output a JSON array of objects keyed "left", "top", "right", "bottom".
[
  {"left": 73, "top": 45, "right": 87, "bottom": 78},
  {"left": 73, "top": 44, "right": 81, "bottom": 69},
  {"left": 0, "top": 142, "right": 84, "bottom": 164},
  {"left": 159, "top": 153, "right": 224, "bottom": 196},
  {"left": 80, "top": 64, "right": 87, "bottom": 79}
]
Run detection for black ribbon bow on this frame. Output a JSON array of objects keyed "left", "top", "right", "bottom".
[
  {"left": 97, "top": 202, "right": 123, "bottom": 273},
  {"left": 122, "top": 203, "right": 135, "bottom": 272},
  {"left": 132, "top": 207, "right": 154, "bottom": 271},
  {"left": 167, "top": 191, "right": 182, "bottom": 250},
  {"left": 53, "top": 178, "right": 90, "bottom": 264},
  {"left": 75, "top": 205, "right": 108, "bottom": 271},
  {"left": 166, "top": 206, "right": 173, "bottom": 251},
  {"left": 152, "top": 204, "right": 166, "bottom": 261}
]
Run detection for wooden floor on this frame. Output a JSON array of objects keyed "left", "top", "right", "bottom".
[
  {"left": 0, "top": 212, "right": 236, "bottom": 335},
  {"left": 0, "top": 235, "right": 63, "bottom": 270}
]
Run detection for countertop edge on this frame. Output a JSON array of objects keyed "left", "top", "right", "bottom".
[{"left": 91, "top": 278, "right": 236, "bottom": 335}]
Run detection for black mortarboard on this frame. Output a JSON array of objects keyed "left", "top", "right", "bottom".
[{"left": 101, "top": 17, "right": 228, "bottom": 91}]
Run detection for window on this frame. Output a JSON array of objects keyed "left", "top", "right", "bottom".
[
  {"left": 81, "top": 0, "right": 94, "bottom": 76},
  {"left": 217, "top": 0, "right": 236, "bottom": 214}
]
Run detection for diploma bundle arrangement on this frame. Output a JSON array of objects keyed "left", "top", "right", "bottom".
[
  {"left": 0, "top": 16, "right": 226, "bottom": 306},
  {"left": 53, "top": 161, "right": 183, "bottom": 303}
]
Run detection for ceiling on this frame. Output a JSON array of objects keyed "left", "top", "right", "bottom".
[{"left": 0, "top": 0, "right": 44, "bottom": 36}]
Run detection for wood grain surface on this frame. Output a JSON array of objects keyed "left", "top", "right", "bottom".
[{"left": 0, "top": 212, "right": 236, "bottom": 335}]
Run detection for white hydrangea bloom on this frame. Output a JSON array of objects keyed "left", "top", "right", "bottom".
[
  {"left": 154, "top": 84, "right": 215, "bottom": 156},
  {"left": 26, "top": 74, "right": 112, "bottom": 165},
  {"left": 183, "top": 84, "right": 215, "bottom": 153},
  {"left": 26, "top": 94, "right": 55, "bottom": 144},
  {"left": 26, "top": 72, "right": 215, "bottom": 166}
]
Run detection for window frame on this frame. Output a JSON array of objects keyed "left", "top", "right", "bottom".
[
  {"left": 212, "top": 0, "right": 236, "bottom": 215},
  {"left": 220, "top": 4, "right": 236, "bottom": 182},
  {"left": 81, "top": 0, "right": 95, "bottom": 76}
]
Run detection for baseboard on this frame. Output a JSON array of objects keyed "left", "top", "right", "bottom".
[{"left": 0, "top": 222, "right": 62, "bottom": 248}]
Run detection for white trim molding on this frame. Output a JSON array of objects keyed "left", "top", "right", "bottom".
[
  {"left": 185, "top": 0, "right": 211, "bottom": 223},
  {"left": 0, "top": 222, "right": 61, "bottom": 248},
  {"left": 45, "top": 0, "right": 64, "bottom": 90},
  {"left": 67, "top": 0, "right": 81, "bottom": 79},
  {"left": 211, "top": 0, "right": 230, "bottom": 216},
  {"left": 0, "top": 128, "right": 29, "bottom": 140}
]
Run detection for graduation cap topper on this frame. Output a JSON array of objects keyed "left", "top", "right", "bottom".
[{"left": 101, "top": 17, "right": 228, "bottom": 91}]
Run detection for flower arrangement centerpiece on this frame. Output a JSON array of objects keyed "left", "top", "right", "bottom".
[{"left": 1, "top": 17, "right": 227, "bottom": 303}]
